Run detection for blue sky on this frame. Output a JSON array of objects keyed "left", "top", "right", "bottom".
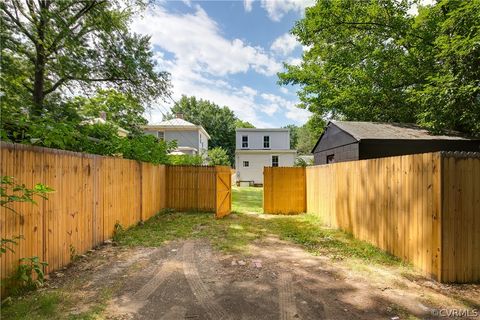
[{"left": 132, "top": 0, "right": 313, "bottom": 127}]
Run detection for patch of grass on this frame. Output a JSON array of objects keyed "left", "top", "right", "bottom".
[
  {"left": 232, "top": 186, "right": 263, "bottom": 213},
  {"left": 1, "top": 292, "right": 63, "bottom": 320},
  {"left": 116, "top": 187, "right": 402, "bottom": 266}
]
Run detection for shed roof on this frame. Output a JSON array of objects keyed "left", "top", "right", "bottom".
[{"left": 331, "top": 121, "right": 472, "bottom": 141}]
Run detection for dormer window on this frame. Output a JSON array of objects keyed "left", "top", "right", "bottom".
[
  {"left": 263, "top": 136, "right": 270, "bottom": 148},
  {"left": 242, "top": 135, "right": 248, "bottom": 148}
]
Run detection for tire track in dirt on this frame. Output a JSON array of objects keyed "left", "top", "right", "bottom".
[
  {"left": 278, "top": 273, "right": 298, "bottom": 320},
  {"left": 113, "top": 259, "right": 179, "bottom": 315},
  {"left": 182, "top": 241, "right": 231, "bottom": 320}
]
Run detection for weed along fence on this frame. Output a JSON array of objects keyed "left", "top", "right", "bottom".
[
  {"left": 0, "top": 142, "right": 231, "bottom": 287},
  {"left": 264, "top": 152, "right": 480, "bottom": 283}
]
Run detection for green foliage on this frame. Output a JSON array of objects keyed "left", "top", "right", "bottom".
[
  {"left": 73, "top": 89, "right": 148, "bottom": 135},
  {"left": 0, "top": 0, "right": 170, "bottom": 116},
  {"left": 294, "top": 157, "right": 308, "bottom": 167},
  {"left": 207, "top": 147, "right": 231, "bottom": 166},
  {"left": 121, "top": 135, "right": 174, "bottom": 164},
  {"left": 168, "top": 154, "right": 204, "bottom": 166},
  {"left": 235, "top": 119, "right": 255, "bottom": 128},
  {"left": 278, "top": 0, "right": 480, "bottom": 136},
  {"left": 0, "top": 176, "right": 52, "bottom": 256},
  {"left": 1, "top": 176, "right": 53, "bottom": 216},
  {"left": 284, "top": 116, "right": 325, "bottom": 155},
  {"left": 10, "top": 257, "right": 48, "bottom": 293},
  {"left": 0, "top": 236, "right": 23, "bottom": 256},
  {"left": 168, "top": 96, "right": 253, "bottom": 163}
]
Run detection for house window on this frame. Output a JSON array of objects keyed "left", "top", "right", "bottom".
[
  {"left": 243, "top": 161, "right": 249, "bottom": 167},
  {"left": 242, "top": 135, "right": 248, "bottom": 148},
  {"left": 327, "top": 154, "right": 335, "bottom": 164},
  {"left": 157, "top": 131, "right": 164, "bottom": 141},
  {"left": 272, "top": 155, "right": 279, "bottom": 167},
  {"left": 263, "top": 136, "right": 270, "bottom": 148}
]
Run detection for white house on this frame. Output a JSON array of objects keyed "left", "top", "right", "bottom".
[
  {"left": 235, "top": 128, "right": 296, "bottom": 185},
  {"left": 143, "top": 117, "right": 210, "bottom": 156}
]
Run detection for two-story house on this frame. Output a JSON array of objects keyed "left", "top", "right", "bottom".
[
  {"left": 143, "top": 116, "right": 210, "bottom": 156},
  {"left": 235, "top": 128, "right": 296, "bottom": 185}
]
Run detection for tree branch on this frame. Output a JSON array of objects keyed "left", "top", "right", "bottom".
[
  {"left": 46, "top": 1, "right": 106, "bottom": 54},
  {"left": 1, "top": 3, "right": 36, "bottom": 44}
]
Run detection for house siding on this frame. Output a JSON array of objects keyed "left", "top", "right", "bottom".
[
  {"left": 314, "top": 143, "right": 359, "bottom": 165},
  {"left": 236, "top": 130, "right": 290, "bottom": 150},
  {"left": 164, "top": 130, "right": 200, "bottom": 152},
  {"left": 236, "top": 152, "right": 296, "bottom": 184}
]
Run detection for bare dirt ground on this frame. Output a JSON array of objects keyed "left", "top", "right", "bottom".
[{"left": 41, "top": 237, "right": 480, "bottom": 320}]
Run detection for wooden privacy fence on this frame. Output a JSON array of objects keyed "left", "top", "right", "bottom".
[
  {"left": 166, "top": 165, "right": 231, "bottom": 217},
  {"left": 265, "top": 152, "right": 480, "bottom": 283},
  {"left": 0, "top": 142, "right": 231, "bottom": 287},
  {"left": 263, "top": 167, "right": 306, "bottom": 214}
]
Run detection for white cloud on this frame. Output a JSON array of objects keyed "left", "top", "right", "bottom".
[
  {"left": 271, "top": 33, "right": 300, "bottom": 56},
  {"left": 260, "top": 0, "right": 315, "bottom": 21},
  {"left": 131, "top": 4, "right": 288, "bottom": 127},
  {"left": 244, "top": 0, "right": 254, "bottom": 12},
  {"left": 260, "top": 93, "right": 310, "bottom": 123},
  {"left": 132, "top": 5, "right": 281, "bottom": 77}
]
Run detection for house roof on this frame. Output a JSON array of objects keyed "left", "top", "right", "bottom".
[
  {"left": 236, "top": 128, "right": 289, "bottom": 132},
  {"left": 311, "top": 120, "right": 477, "bottom": 153},
  {"left": 144, "top": 118, "right": 211, "bottom": 139},
  {"left": 331, "top": 121, "right": 472, "bottom": 141}
]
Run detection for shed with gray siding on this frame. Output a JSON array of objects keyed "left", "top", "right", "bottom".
[{"left": 312, "top": 121, "right": 480, "bottom": 165}]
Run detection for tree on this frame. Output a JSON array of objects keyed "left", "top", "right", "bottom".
[
  {"left": 208, "top": 147, "right": 231, "bottom": 166},
  {"left": 284, "top": 116, "right": 325, "bottom": 154},
  {"left": 235, "top": 119, "right": 255, "bottom": 128},
  {"left": 283, "top": 124, "right": 299, "bottom": 149},
  {"left": 0, "top": 0, "right": 170, "bottom": 117},
  {"left": 169, "top": 96, "right": 249, "bottom": 163},
  {"left": 73, "top": 89, "right": 148, "bottom": 135},
  {"left": 278, "top": 0, "right": 480, "bottom": 136}
]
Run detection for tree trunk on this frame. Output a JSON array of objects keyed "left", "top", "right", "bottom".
[
  {"left": 32, "top": 45, "right": 45, "bottom": 116},
  {"left": 31, "top": 2, "right": 48, "bottom": 117}
]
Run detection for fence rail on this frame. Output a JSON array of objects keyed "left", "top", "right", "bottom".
[{"left": 0, "top": 142, "right": 231, "bottom": 288}]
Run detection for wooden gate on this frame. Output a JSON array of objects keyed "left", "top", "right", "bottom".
[
  {"left": 215, "top": 166, "right": 232, "bottom": 218},
  {"left": 263, "top": 167, "right": 306, "bottom": 214}
]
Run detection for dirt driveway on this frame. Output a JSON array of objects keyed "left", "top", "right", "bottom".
[{"left": 35, "top": 236, "right": 474, "bottom": 320}]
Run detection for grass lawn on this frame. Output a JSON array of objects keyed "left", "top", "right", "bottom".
[{"left": 115, "top": 187, "right": 401, "bottom": 265}]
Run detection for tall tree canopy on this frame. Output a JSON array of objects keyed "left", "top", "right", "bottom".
[
  {"left": 0, "top": 0, "right": 170, "bottom": 116},
  {"left": 279, "top": 0, "right": 480, "bottom": 136},
  {"left": 169, "top": 96, "right": 254, "bottom": 163}
]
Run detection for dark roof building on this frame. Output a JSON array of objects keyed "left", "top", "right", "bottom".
[{"left": 312, "top": 121, "right": 480, "bottom": 165}]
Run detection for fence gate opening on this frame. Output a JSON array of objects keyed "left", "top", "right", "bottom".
[{"left": 215, "top": 166, "right": 232, "bottom": 218}]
